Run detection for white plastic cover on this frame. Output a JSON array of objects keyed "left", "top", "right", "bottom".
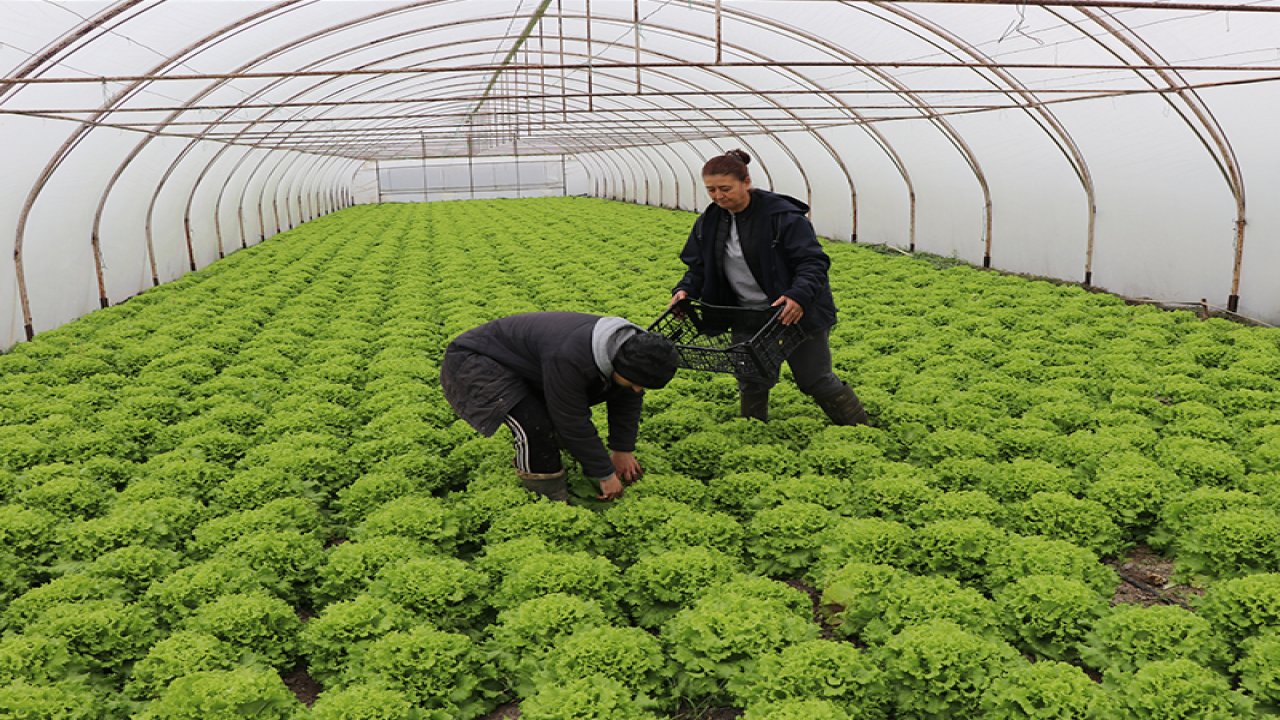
[{"left": 3, "top": 0, "right": 1278, "bottom": 349}]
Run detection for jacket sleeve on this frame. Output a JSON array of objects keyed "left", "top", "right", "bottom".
[
  {"left": 542, "top": 359, "right": 615, "bottom": 480},
  {"left": 673, "top": 216, "right": 705, "bottom": 297},
  {"left": 605, "top": 390, "right": 643, "bottom": 454},
  {"left": 776, "top": 214, "right": 831, "bottom": 309}
]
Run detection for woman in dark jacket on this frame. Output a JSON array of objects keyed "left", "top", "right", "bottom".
[
  {"left": 670, "top": 149, "right": 868, "bottom": 425},
  {"left": 440, "top": 312, "right": 679, "bottom": 501}
]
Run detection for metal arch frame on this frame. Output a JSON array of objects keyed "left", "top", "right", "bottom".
[
  {"left": 155, "top": 15, "right": 780, "bottom": 253},
  {"left": 84, "top": 2, "right": 314, "bottom": 290},
  {"left": 4, "top": 0, "right": 1269, "bottom": 340},
  {"left": 7, "top": 0, "right": 178, "bottom": 339},
  {"left": 1064, "top": 7, "right": 1247, "bottom": 310},
  {"left": 0, "top": 0, "right": 152, "bottom": 105},
  {"left": 135, "top": 8, "right": 829, "bottom": 211},
  {"left": 13, "top": 1, "right": 324, "bottom": 334},
  {"left": 716, "top": 2, "right": 993, "bottom": 254},
  {"left": 132, "top": 2, "right": 473, "bottom": 280},
  {"left": 861, "top": 1, "right": 1098, "bottom": 261},
  {"left": 168, "top": 22, "right": 793, "bottom": 210},
  {"left": 200, "top": 43, "right": 740, "bottom": 224}
]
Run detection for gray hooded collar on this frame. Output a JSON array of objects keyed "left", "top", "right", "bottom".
[{"left": 591, "top": 316, "right": 642, "bottom": 380}]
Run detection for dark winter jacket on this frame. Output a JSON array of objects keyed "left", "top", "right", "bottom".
[
  {"left": 439, "top": 312, "right": 644, "bottom": 480},
  {"left": 674, "top": 188, "right": 837, "bottom": 331}
]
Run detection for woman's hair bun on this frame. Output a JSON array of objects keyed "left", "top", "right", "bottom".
[{"left": 724, "top": 149, "right": 751, "bottom": 166}]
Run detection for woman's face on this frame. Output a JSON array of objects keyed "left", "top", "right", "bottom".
[{"left": 703, "top": 173, "right": 751, "bottom": 213}]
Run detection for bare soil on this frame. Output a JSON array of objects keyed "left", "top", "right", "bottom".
[
  {"left": 1107, "top": 544, "right": 1203, "bottom": 607},
  {"left": 281, "top": 665, "right": 322, "bottom": 707}
]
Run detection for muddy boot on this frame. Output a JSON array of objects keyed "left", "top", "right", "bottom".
[
  {"left": 813, "top": 382, "right": 870, "bottom": 426},
  {"left": 517, "top": 470, "right": 569, "bottom": 502},
  {"left": 740, "top": 388, "right": 771, "bottom": 422}
]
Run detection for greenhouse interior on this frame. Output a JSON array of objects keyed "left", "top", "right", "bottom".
[{"left": 3, "top": 0, "right": 1280, "bottom": 718}]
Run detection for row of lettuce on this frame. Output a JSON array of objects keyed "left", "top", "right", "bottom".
[{"left": 0, "top": 198, "right": 1278, "bottom": 719}]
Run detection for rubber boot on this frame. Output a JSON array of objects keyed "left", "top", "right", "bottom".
[
  {"left": 517, "top": 470, "right": 569, "bottom": 502},
  {"left": 812, "top": 382, "right": 870, "bottom": 426},
  {"left": 739, "top": 388, "right": 771, "bottom": 422}
]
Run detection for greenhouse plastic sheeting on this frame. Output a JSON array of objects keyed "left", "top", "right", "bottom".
[{"left": 3, "top": 0, "right": 1279, "bottom": 349}]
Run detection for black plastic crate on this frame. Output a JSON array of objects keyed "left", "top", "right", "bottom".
[{"left": 647, "top": 299, "right": 807, "bottom": 382}]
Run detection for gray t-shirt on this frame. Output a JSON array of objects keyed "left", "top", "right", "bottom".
[{"left": 724, "top": 212, "right": 770, "bottom": 308}]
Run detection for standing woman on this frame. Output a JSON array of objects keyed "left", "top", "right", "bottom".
[{"left": 670, "top": 149, "right": 868, "bottom": 425}]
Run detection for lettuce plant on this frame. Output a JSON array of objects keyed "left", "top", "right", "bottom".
[
  {"left": 1194, "top": 572, "right": 1280, "bottom": 648},
  {"left": 1010, "top": 492, "right": 1127, "bottom": 558},
  {"left": 308, "top": 684, "right": 423, "bottom": 720},
  {"left": 983, "top": 533, "right": 1117, "bottom": 595},
  {"left": 1175, "top": 508, "right": 1280, "bottom": 580},
  {"left": 123, "top": 630, "right": 240, "bottom": 700},
  {"left": 491, "top": 551, "right": 622, "bottom": 616},
  {"left": 59, "top": 497, "right": 205, "bottom": 560},
  {"left": 666, "top": 431, "right": 738, "bottom": 480},
  {"left": 622, "top": 473, "right": 711, "bottom": 508},
  {"left": 993, "top": 574, "right": 1106, "bottom": 662},
  {"left": 1234, "top": 633, "right": 1280, "bottom": 711},
  {"left": 349, "top": 495, "right": 460, "bottom": 553},
  {"left": 368, "top": 555, "right": 491, "bottom": 632},
  {"left": 849, "top": 466, "right": 940, "bottom": 521},
  {"left": 819, "top": 562, "right": 902, "bottom": 640},
  {"left": 484, "top": 501, "right": 607, "bottom": 553},
  {"left": 904, "top": 517, "right": 1007, "bottom": 585},
  {"left": 810, "top": 518, "right": 910, "bottom": 585},
  {"left": 16, "top": 472, "right": 112, "bottom": 520},
  {"left": 312, "top": 536, "right": 423, "bottom": 606},
  {"left": 707, "top": 471, "right": 777, "bottom": 518},
  {"left": 0, "top": 633, "right": 74, "bottom": 686},
  {"left": 134, "top": 667, "right": 304, "bottom": 720},
  {"left": 662, "top": 590, "right": 819, "bottom": 705},
  {"left": 877, "top": 619, "right": 1020, "bottom": 720},
  {"left": 979, "top": 660, "right": 1107, "bottom": 719},
  {"left": 180, "top": 591, "right": 301, "bottom": 668},
  {"left": 1149, "top": 486, "right": 1265, "bottom": 552},
  {"left": 860, "top": 574, "right": 998, "bottom": 645},
  {"left": 2, "top": 575, "right": 126, "bottom": 631},
  {"left": 621, "top": 546, "right": 739, "bottom": 629},
  {"left": 208, "top": 529, "right": 323, "bottom": 606},
  {"left": 187, "top": 497, "right": 325, "bottom": 557},
  {"left": 536, "top": 626, "right": 671, "bottom": 710},
  {"left": 746, "top": 501, "right": 836, "bottom": 577},
  {"left": 1103, "top": 659, "right": 1253, "bottom": 720},
  {"left": 799, "top": 441, "right": 885, "bottom": 480},
  {"left": 1155, "top": 436, "right": 1246, "bottom": 487},
  {"left": 338, "top": 624, "right": 500, "bottom": 719},
  {"left": 519, "top": 675, "right": 660, "bottom": 720},
  {"left": 300, "top": 595, "right": 415, "bottom": 685},
  {"left": 24, "top": 599, "right": 158, "bottom": 673},
  {"left": 0, "top": 504, "right": 63, "bottom": 566},
  {"left": 1079, "top": 603, "right": 1227, "bottom": 676},
  {"left": 142, "top": 558, "right": 268, "bottom": 627},
  {"left": 979, "top": 458, "right": 1083, "bottom": 503},
  {"left": 485, "top": 593, "right": 610, "bottom": 697},
  {"left": 79, "top": 545, "right": 182, "bottom": 598},
  {"left": 740, "top": 699, "right": 854, "bottom": 720},
  {"left": 0, "top": 680, "right": 108, "bottom": 720},
  {"left": 731, "top": 639, "right": 888, "bottom": 718}
]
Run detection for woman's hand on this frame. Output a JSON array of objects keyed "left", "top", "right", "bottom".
[
  {"left": 668, "top": 290, "right": 689, "bottom": 309},
  {"left": 597, "top": 473, "right": 625, "bottom": 500},
  {"left": 611, "top": 451, "right": 643, "bottom": 483},
  {"left": 771, "top": 295, "right": 805, "bottom": 325}
]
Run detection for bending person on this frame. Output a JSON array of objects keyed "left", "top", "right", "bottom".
[
  {"left": 440, "top": 312, "right": 679, "bottom": 501},
  {"left": 670, "top": 149, "right": 868, "bottom": 425}
]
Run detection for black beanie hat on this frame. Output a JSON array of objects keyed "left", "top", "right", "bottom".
[{"left": 613, "top": 332, "right": 680, "bottom": 389}]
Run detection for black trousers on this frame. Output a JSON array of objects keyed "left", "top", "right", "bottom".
[
  {"left": 734, "top": 326, "right": 845, "bottom": 398},
  {"left": 502, "top": 394, "right": 563, "bottom": 474}
]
